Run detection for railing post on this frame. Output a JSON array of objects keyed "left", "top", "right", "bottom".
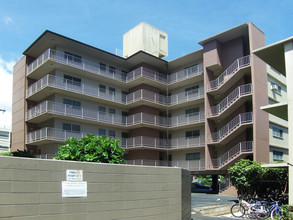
[
  {"left": 141, "top": 67, "right": 143, "bottom": 77},
  {"left": 141, "top": 136, "right": 143, "bottom": 146},
  {"left": 140, "top": 112, "right": 143, "bottom": 123}
]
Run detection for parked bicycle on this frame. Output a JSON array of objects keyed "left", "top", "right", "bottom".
[{"left": 231, "top": 196, "right": 285, "bottom": 220}]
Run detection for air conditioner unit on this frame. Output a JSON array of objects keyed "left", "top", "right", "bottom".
[{"left": 271, "top": 84, "right": 278, "bottom": 90}]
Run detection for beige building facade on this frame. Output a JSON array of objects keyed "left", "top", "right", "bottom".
[{"left": 13, "top": 22, "right": 284, "bottom": 191}]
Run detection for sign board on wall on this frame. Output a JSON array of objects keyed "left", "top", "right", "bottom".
[
  {"left": 62, "top": 170, "right": 87, "bottom": 198},
  {"left": 66, "top": 170, "right": 83, "bottom": 181},
  {"left": 62, "top": 181, "right": 87, "bottom": 197}
]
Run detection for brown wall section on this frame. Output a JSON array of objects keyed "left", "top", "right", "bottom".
[
  {"left": 129, "top": 105, "right": 160, "bottom": 115},
  {"left": 248, "top": 23, "right": 269, "bottom": 163},
  {"left": 220, "top": 37, "right": 244, "bottom": 69},
  {"left": 12, "top": 56, "right": 27, "bottom": 152},
  {"left": 129, "top": 83, "right": 160, "bottom": 94},
  {"left": 129, "top": 127, "right": 160, "bottom": 138},
  {"left": 203, "top": 40, "right": 222, "bottom": 71}
]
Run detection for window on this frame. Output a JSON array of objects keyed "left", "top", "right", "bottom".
[
  {"left": 185, "top": 64, "right": 198, "bottom": 75},
  {"left": 64, "top": 52, "right": 82, "bottom": 63},
  {"left": 273, "top": 151, "right": 283, "bottom": 161},
  {"left": 271, "top": 83, "right": 282, "bottom": 93},
  {"left": 185, "top": 85, "right": 199, "bottom": 95},
  {"left": 109, "top": 66, "right": 116, "bottom": 74},
  {"left": 99, "top": 128, "right": 106, "bottom": 136},
  {"left": 109, "top": 87, "right": 116, "bottom": 95},
  {"left": 99, "top": 106, "right": 106, "bottom": 114},
  {"left": 109, "top": 130, "right": 115, "bottom": 138},
  {"left": 160, "top": 34, "right": 166, "bottom": 39},
  {"left": 185, "top": 107, "right": 199, "bottom": 116},
  {"left": 0, "top": 133, "right": 9, "bottom": 139},
  {"left": 63, "top": 123, "right": 80, "bottom": 132},
  {"left": 273, "top": 127, "right": 283, "bottom": 139},
  {"left": 100, "top": 63, "right": 106, "bottom": 72},
  {"left": 186, "top": 130, "right": 200, "bottom": 139},
  {"left": 186, "top": 152, "right": 200, "bottom": 160},
  {"left": 99, "top": 84, "right": 106, "bottom": 93},
  {"left": 109, "top": 108, "right": 116, "bottom": 114},
  {"left": 64, "top": 74, "right": 81, "bottom": 86},
  {"left": 122, "top": 71, "right": 128, "bottom": 81},
  {"left": 63, "top": 99, "right": 81, "bottom": 109}
]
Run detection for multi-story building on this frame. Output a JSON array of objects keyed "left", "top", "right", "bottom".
[
  {"left": 12, "top": 22, "right": 275, "bottom": 188},
  {"left": 254, "top": 36, "right": 293, "bottom": 204},
  {"left": 0, "top": 127, "right": 11, "bottom": 153}
]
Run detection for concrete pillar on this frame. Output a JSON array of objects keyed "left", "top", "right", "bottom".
[{"left": 285, "top": 41, "right": 293, "bottom": 205}]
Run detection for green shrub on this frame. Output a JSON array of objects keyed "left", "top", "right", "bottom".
[
  {"left": 55, "top": 134, "right": 125, "bottom": 164},
  {"left": 12, "top": 149, "right": 35, "bottom": 158},
  {"left": 281, "top": 205, "right": 293, "bottom": 220},
  {"left": 0, "top": 151, "right": 12, "bottom": 156}
]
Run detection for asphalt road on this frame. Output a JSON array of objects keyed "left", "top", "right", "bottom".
[{"left": 191, "top": 193, "right": 238, "bottom": 220}]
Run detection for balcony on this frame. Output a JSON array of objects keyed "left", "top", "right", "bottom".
[
  {"left": 26, "top": 101, "right": 204, "bottom": 130},
  {"left": 207, "top": 55, "right": 250, "bottom": 92},
  {"left": 26, "top": 75, "right": 203, "bottom": 109},
  {"left": 209, "top": 112, "right": 253, "bottom": 144},
  {"left": 168, "top": 88, "right": 204, "bottom": 108},
  {"left": 168, "top": 136, "right": 205, "bottom": 150},
  {"left": 168, "top": 112, "right": 205, "bottom": 129},
  {"left": 168, "top": 63, "right": 204, "bottom": 89},
  {"left": 27, "top": 48, "right": 204, "bottom": 86},
  {"left": 208, "top": 141, "right": 253, "bottom": 169},
  {"left": 26, "top": 127, "right": 203, "bottom": 151},
  {"left": 123, "top": 159, "right": 205, "bottom": 171},
  {"left": 209, "top": 84, "right": 252, "bottom": 118},
  {"left": 26, "top": 101, "right": 168, "bottom": 128}
]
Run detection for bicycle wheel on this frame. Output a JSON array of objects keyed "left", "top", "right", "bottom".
[
  {"left": 254, "top": 205, "right": 270, "bottom": 219},
  {"left": 231, "top": 203, "right": 245, "bottom": 218},
  {"left": 271, "top": 207, "right": 284, "bottom": 220}
]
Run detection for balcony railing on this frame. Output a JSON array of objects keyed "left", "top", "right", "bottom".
[
  {"left": 208, "top": 55, "right": 250, "bottom": 91},
  {"left": 210, "top": 112, "right": 253, "bottom": 143},
  {"left": 26, "top": 127, "right": 204, "bottom": 150},
  {"left": 209, "top": 84, "right": 252, "bottom": 117},
  {"left": 208, "top": 141, "right": 253, "bottom": 169},
  {"left": 123, "top": 159, "right": 205, "bottom": 170},
  {"left": 168, "top": 136, "right": 205, "bottom": 149},
  {"left": 168, "top": 112, "right": 205, "bottom": 127},
  {"left": 27, "top": 48, "right": 203, "bottom": 85},
  {"left": 26, "top": 75, "right": 204, "bottom": 106},
  {"left": 26, "top": 101, "right": 204, "bottom": 129},
  {"left": 168, "top": 88, "right": 204, "bottom": 105},
  {"left": 168, "top": 63, "right": 204, "bottom": 83}
]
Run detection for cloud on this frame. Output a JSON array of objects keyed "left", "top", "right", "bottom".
[
  {"left": 3, "top": 16, "right": 13, "bottom": 25},
  {"left": 0, "top": 56, "right": 15, "bottom": 129}
]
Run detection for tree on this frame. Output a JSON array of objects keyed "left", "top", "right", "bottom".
[
  {"left": 55, "top": 134, "right": 125, "bottom": 164},
  {"left": 228, "top": 159, "right": 288, "bottom": 199}
]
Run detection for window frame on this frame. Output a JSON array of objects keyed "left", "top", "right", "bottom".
[{"left": 186, "top": 152, "right": 200, "bottom": 160}]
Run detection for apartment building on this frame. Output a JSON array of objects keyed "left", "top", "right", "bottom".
[
  {"left": 12, "top": 22, "right": 272, "bottom": 180},
  {"left": 0, "top": 127, "right": 11, "bottom": 153}
]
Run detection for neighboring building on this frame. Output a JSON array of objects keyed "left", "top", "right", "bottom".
[
  {"left": 254, "top": 36, "right": 293, "bottom": 204},
  {"left": 12, "top": 22, "right": 271, "bottom": 187},
  {"left": 0, "top": 127, "right": 11, "bottom": 153},
  {"left": 267, "top": 66, "right": 289, "bottom": 163}
]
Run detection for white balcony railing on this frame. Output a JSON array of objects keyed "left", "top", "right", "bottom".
[
  {"left": 26, "top": 127, "right": 204, "bottom": 150},
  {"left": 168, "top": 136, "right": 205, "bottom": 149},
  {"left": 168, "top": 63, "right": 204, "bottom": 83},
  {"left": 26, "top": 75, "right": 204, "bottom": 106},
  {"left": 209, "top": 84, "right": 252, "bottom": 117},
  {"left": 26, "top": 101, "right": 204, "bottom": 128},
  {"left": 208, "top": 141, "right": 253, "bottom": 169},
  {"left": 27, "top": 48, "right": 203, "bottom": 85},
  {"left": 123, "top": 159, "right": 205, "bottom": 170},
  {"left": 168, "top": 112, "right": 205, "bottom": 127},
  {"left": 208, "top": 55, "right": 250, "bottom": 91},
  {"left": 210, "top": 112, "right": 253, "bottom": 143}
]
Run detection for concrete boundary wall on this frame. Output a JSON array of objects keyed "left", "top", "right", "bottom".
[{"left": 0, "top": 156, "right": 191, "bottom": 220}]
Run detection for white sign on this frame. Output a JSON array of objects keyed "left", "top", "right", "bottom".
[
  {"left": 66, "top": 170, "right": 83, "bottom": 181},
  {"left": 62, "top": 181, "right": 87, "bottom": 197}
]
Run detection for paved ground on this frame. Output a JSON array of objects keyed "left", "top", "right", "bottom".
[{"left": 191, "top": 193, "right": 238, "bottom": 220}]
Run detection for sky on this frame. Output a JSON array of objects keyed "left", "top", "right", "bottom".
[{"left": 0, "top": 0, "right": 293, "bottom": 129}]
